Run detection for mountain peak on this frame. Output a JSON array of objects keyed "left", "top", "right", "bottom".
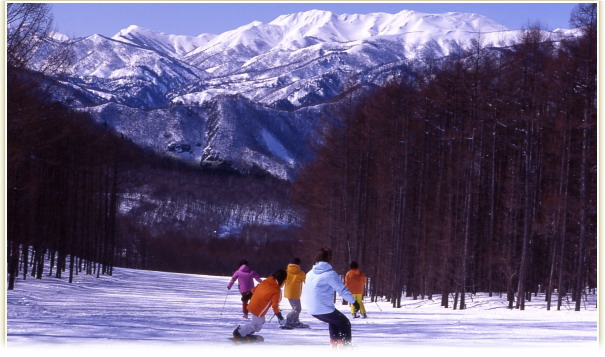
[
  {"left": 113, "top": 24, "right": 215, "bottom": 57},
  {"left": 114, "top": 24, "right": 155, "bottom": 38},
  {"left": 271, "top": 9, "right": 336, "bottom": 23},
  {"left": 50, "top": 31, "right": 69, "bottom": 41},
  {"left": 265, "top": 9, "right": 509, "bottom": 44}
]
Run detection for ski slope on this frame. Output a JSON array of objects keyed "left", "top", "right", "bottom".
[{"left": 5, "top": 267, "right": 599, "bottom": 356}]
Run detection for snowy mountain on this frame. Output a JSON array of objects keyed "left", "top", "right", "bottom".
[
  {"left": 40, "top": 9, "right": 572, "bottom": 180},
  {"left": 113, "top": 25, "right": 216, "bottom": 58}
]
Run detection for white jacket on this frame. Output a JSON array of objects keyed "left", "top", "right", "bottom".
[{"left": 302, "top": 261, "right": 356, "bottom": 315}]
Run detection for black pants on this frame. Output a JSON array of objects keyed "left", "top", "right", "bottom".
[{"left": 312, "top": 309, "right": 352, "bottom": 343}]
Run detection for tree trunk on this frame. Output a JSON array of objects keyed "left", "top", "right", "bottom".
[{"left": 574, "top": 115, "right": 590, "bottom": 311}]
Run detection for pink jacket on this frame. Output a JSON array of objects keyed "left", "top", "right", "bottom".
[{"left": 228, "top": 264, "right": 262, "bottom": 293}]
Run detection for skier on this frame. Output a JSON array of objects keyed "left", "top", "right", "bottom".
[
  {"left": 303, "top": 248, "right": 360, "bottom": 348},
  {"left": 227, "top": 259, "right": 262, "bottom": 318},
  {"left": 232, "top": 269, "right": 287, "bottom": 342},
  {"left": 345, "top": 261, "right": 367, "bottom": 319},
  {"left": 282, "top": 257, "right": 307, "bottom": 329}
]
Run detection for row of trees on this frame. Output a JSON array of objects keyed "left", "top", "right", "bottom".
[
  {"left": 6, "top": 3, "right": 119, "bottom": 289},
  {"left": 7, "top": 70, "right": 301, "bottom": 288},
  {"left": 6, "top": 4, "right": 304, "bottom": 288},
  {"left": 113, "top": 161, "right": 301, "bottom": 276},
  {"left": 7, "top": 82, "right": 301, "bottom": 286},
  {"left": 293, "top": 4, "right": 597, "bottom": 311},
  {"left": 7, "top": 81, "right": 128, "bottom": 288}
]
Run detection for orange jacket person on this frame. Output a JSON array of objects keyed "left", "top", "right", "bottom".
[
  {"left": 232, "top": 269, "right": 287, "bottom": 341},
  {"left": 344, "top": 261, "right": 367, "bottom": 318}
]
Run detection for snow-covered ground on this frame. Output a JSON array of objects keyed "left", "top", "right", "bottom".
[{"left": 5, "top": 267, "right": 599, "bottom": 356}]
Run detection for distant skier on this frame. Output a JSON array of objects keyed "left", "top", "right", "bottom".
[
  {"left": 345, "top": 261, "right": 367, "bottom": 319},
  {"left": 303, "top": 248, "right": 359, "bottom": 348},
  {"left": 282, "top": 257, "right": 307, "bottom": 329},
  {"left": 232, "top": 268, "right": 287, "bottom": 342},
  {"left": 227, "top": 259, "right": 262, "bottom": 318}
]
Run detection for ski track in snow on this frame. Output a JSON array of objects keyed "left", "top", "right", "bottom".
[{"left": 5, "top": 267, "right": 599, "bottom": 356}]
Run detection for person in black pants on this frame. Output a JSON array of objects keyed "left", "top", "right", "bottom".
[{"left": 303, "top": 248, "right": 360, "bottom": 347}]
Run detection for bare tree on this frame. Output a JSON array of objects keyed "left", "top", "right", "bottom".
[
  {"left": 569, "top": 3, "right": 597, "bottom": 312},
  {"left": 7, "top": 3, "right": 71, "bottom": 91},
  {"left": 7, "top": 3, "right": 53, "bottom": 69}
]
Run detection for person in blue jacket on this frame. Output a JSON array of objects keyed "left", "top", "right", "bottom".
[{"left": 303, "top": 247, "right": 360, "bottom": 348}]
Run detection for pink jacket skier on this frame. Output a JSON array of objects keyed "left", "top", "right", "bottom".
[{"left": 227, "top": 260, "right": 262, "bottom": 318}]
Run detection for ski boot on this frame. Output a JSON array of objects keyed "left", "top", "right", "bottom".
[
  {"left": 330, "top": 339, "right": 343, "bottom": 349},
  {"left": 280, "top": 321, "right": 295, "bottom": 330},
  {"left": 233, "top": 326, "right": 244, "bottom": 340},
  {"left": 232, "top": 326, "right": 263, "bottom": 343}
]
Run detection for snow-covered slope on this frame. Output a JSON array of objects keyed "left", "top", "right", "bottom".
[
  {"left": 54, "top": 33, "right": 208, "bottom": 109},
  {"left": 6, "top": 266, "right": 598, "bottom": 351},
  {"left": 38, "top": 9, "right": 574, "bottom": 179}
]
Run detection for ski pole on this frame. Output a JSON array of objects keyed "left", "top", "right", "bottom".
[
  {"left": 374, "top": 296, "right": 383, "bottom": 311},
  {"left": 220, "top": 288, "right": 231, "bottom": 316},
  {"left": 270, "top": 313, "right": 286, "bottom": 325}
]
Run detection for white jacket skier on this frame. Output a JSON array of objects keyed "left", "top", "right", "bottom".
[
  {"left": 303, "top": 261, "right": 356, "bottom": 315},
  {"left": 302, "top": 248, "right": 359, "bottom": 348}
]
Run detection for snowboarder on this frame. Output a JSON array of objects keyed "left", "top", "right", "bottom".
[
  {"left": 345, "top": 261, "right": 367, "bottom": 319},
  {"left": 232, "top": 268, "right": 287, "bottom": 342},
  {"left": 303, "top": 248, "right": 359, "bottom": 348},
  {"left": 227, "top": 259, "right": 262, "bottom": 318},
  {"left": 282, "top": 257, "right": 308, "bottom": 329}
]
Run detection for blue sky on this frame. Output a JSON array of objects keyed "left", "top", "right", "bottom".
[{"left": 51, "top": 1, "right": 583, "bottom": 38}]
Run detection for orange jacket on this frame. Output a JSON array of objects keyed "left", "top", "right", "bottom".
[
  {"left": 284, "top": 264, "right": 306, "bottom": 299},
  {"left": 344, "top": 268, "right": 366, "bottom": 294},
  {"left": 246, "top": 276, "right": 282, "bottom": 317}
]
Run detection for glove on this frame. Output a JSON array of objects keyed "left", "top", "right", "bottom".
[
  {"left": 276, "top": 312, "right": 285, "bottom": 325},
  {"left": 353, "top": 301, "right": 360, "bottom": 313}
]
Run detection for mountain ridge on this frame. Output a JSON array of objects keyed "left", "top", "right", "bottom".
[{"left": 40, "top": 9, "right": 575, "bottom": 180}]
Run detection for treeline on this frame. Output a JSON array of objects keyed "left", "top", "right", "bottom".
[
  {"left": 114, "top": 162, "right": 302, "bottom": 277},
  {"left": 293, "top": 5, "right": 597, "bottom": 311},
  {"left": 7, "top": 74, "right": 302, "bottom": 287},
  {"left": 7, "top": 74, "right": 133, "bottom": 288},
  {"left": 6, "top": 6, "right": 304, "bottom": 287},
  {"left": 128, "top": 225, "right": 302, "bottom": 276}
]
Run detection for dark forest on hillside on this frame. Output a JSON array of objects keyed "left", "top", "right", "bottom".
[
  {"left": 7, "top": 71, "right": 302, "bottom": 284},
  {"left": 6, "top": 4, "right": 597, "bottom": 313},
  {"left": 6, "top": 4, "right": 304, "bottom": 290},
  {"left": 293, "top": 4, "right": 597, "bottom": 311}
]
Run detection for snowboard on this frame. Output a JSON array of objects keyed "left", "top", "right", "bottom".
[
  {"left": 280, "top": 323, "right": 310, "bottom": 330},
  {"left": 228, "top": 335, "right": 264, "bottom": 344}
]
